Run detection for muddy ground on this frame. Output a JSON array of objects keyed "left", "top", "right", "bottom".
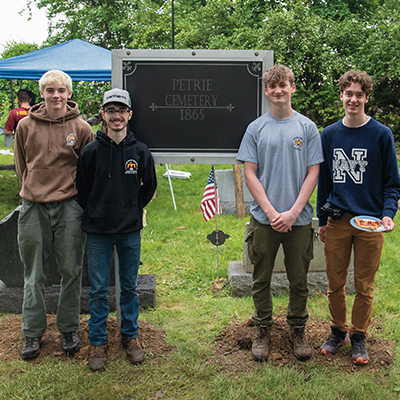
[{"left": 0, "top": 313, "right": 395, "bottom": 375}]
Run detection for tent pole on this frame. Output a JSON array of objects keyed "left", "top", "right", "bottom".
[{"left": 10, "top": 79, "right": 15, "bottom": 109}]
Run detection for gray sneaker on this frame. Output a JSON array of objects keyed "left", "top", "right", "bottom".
[
  {"left": 21, "top": 336, "right": 42, "bottom": 360},
  {"left": 350, "top": 332, "right": 369, "bottom": 364},
  {"left": 289, "top": 326, "right": 311, "bottom": 361},
  {"left": 251, "top": 325, "right": 271, "bottom": 362},
  {"left": 62, "top": 331, "right": 81, "bottom": 355},
  {"left": 320, "top": 325, "right": 349, "bottom": 356}
]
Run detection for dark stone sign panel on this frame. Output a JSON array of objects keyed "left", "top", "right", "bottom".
[
  {"left": 125, "top": 61, "right": 262, "bottom": 152},
  {"left": 113, "top": 50, "right": 273, "bottom": 163}
]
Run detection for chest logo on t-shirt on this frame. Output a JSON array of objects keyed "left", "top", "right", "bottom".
[
  {"left": 333, "top": 148, "right": 368, "bottom": 184},
  {"left": 125, "top": 159, "right": 138, "bottom": 174},
  {"left": 66, "top": 133, "right": 77, "bottom": 146},
  {"left": 16, "top": 110, "right": 29, "bottom": 117},
  {"left": 293, "top": 137, "right": 304, "bottom": 151}
]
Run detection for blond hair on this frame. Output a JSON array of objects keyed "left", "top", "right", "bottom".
[
  {"left": 39, "top": 70, "right": 72, "bottom": 93},
  {"left": 263, "top": 64, "right": 295, "bottom": 87}
]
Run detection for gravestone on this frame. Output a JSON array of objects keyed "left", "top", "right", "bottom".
[
  {"left": 214, "top": 168, "right": 356, "bottom": 296},
  {"left": 228, "top": 219, "right": 356, "bottom": 297},
  {"left": 0, "top": 207, "right": 156, "bottom": 312},
  {"left": 215, "top": 169, "right": 253, "bottom": 215}
]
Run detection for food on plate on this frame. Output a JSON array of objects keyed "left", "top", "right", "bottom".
[{"left": 354, "top": 217, "right": 382, "bottom": 231}]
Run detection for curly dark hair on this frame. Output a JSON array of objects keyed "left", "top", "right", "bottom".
[{"left": 338, "top": 70, "right": 373, "bottom": 96}]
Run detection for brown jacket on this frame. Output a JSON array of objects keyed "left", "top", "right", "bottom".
[{"left": 14, "top": 101, "right": 94, "bottom": 203}]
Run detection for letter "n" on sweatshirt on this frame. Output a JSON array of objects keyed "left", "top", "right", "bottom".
[{"left": 333, "top": 148, "right": 368, "bottom": 184}]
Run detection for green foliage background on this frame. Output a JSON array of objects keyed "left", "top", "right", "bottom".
[
  {"left": 1, "top": 0, "right": 399, "bottom": 133},
  {"left": 1, "top": 3, "right": 400, "bottom": 398}
]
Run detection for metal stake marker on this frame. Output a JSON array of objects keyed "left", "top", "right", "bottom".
[
  {"left": 214, "top": 169, "right": 219, "bottom": 278},
  {"left": 206, "top": 166, "right": 229, "bottom": 280}
]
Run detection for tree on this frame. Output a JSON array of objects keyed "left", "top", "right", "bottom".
[
  {"left": 71, "top": 81, "right": 111, "bottom": 118},
  {"left": 256, "top": 8, "right": 348, "bottom": 126},
  {"left": 354, "top": 0, "right": 400, "bottom": 137},
  {"left": 0, "top": 41, "right": 40, "bottom": 123},
  {"left": 25, "top": 0, "right": 400, "bottom": 135},
  {"left": 30, "top": 0, "right": 138, "bottom": 49},
  {"left": 263, "top": 0, "right": 382, "bottom": 20}
]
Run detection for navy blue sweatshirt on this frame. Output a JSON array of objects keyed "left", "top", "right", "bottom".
[
  {"left": 317, "top": 118, "right": 400, "bottom": 226},
  {"left": 76, "top": 130, "right": 157, "bottom": 234}
]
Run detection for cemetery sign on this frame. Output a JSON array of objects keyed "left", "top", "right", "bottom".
[{"left": 112, "top": 49, "right": 273, "bottom": 164}]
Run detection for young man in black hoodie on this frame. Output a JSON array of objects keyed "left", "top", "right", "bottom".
[{"left": 76, "top": 89, "right": 157, "bottom": 371}]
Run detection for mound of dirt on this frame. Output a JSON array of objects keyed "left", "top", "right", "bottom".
[
  {"left": 0, "top": 313, "right": 395, "bottom": 375},
  {"left": 211, "top": 315, "right": 395, "bottom": 375},
  {"left": 0, "top": 314, "right": 174, "bottom": 365}
]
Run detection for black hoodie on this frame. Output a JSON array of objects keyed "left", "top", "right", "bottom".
[{"left": 76, "top": 130, "right": 157, "bottom": 234}]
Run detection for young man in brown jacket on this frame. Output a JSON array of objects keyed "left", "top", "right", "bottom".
[{"left": 14, "top": 70, "right": 94, "bottom": 359}]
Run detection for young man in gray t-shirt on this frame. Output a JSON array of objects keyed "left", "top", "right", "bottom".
[{"left": 237, "top": 64, "right": 323, "bottom": 362}]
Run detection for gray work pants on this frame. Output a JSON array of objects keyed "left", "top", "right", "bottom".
[
  {"left": 246, "top": 216, "right": 314, "bottom": 327},
  {"left": 18, "top": 198, "right": 86, "bottom": 337}
]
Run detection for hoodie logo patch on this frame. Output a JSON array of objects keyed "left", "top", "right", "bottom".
[
  {"left": 66, "top": 133, "right": 77, "bottom": 146},
  {"left": 125, "top": 159, "right": 138, "bottom": 174}
]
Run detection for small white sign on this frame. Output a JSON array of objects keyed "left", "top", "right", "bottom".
[{"left": 163, "top": 170, "right": 192, "bottom": 179}]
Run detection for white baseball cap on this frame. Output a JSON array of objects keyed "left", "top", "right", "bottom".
[{"left": 102, "top": 88, "right": 131, "bottom": 108}]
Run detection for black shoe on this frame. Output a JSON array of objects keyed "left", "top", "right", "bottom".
[
  {"left": 62, "top": 331, "right": 81, "bottom": 355},
  {"left": 351, "top": 332, "right": 369, "bottom": 364},
  {"left": 21, "top": 336, "right": 42, "bottom": 359},
  {"left": 139, "top": 260, "right": 143, "bottom": 265}
]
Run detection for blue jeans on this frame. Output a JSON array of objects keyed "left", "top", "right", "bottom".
[{"left": 86, "top": 232, "right": 141, "bottom": 346}]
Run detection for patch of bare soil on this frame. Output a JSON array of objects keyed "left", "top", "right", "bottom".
[
  {"left": 0, "top": 314, "right": 395, "bottom": 375},
  {"left": 0, "top": 314, "right": 175, "bottom": 365},
  {"left": 211, "top": 315, "right": 395, "bottom": 375}
]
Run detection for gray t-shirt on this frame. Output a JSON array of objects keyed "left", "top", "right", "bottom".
[{"left": 236, "top": 111, "right": 323, "bottom": 226}]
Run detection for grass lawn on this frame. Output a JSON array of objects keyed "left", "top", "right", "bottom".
[{"left": 0, "top": 139, "right": 400, "bottom": 399}]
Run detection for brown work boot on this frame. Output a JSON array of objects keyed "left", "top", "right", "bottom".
[
  {"left": 251, "top": 325, "right": 271, "bottom": 362},
  {"left": 122, "top": 338, "right": 145, "bottom": 364},
  {"left": 88, "top": 345, "right": 107, "bottom": 371},
  {"left": 289, "top": 325, "right": 311, "bottom": 361}
]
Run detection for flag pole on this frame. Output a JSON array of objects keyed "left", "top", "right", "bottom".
[{"left": 212, "top": 164, "right": 220, "bottom": 279}]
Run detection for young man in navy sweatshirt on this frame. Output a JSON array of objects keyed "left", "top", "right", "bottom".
[{"left": 317, "top": 70, "right": 400, "bottom": 364}]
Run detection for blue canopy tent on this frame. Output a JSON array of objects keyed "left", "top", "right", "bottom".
[{"left": 0, "top": 39, "right": 111, "bottom": 81}]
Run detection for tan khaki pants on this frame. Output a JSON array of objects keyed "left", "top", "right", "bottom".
[{"left": 325, "top": 213, "right": 384, "bottom": 334}]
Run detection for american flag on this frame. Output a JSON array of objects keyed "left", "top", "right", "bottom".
[{"left": 201, "top": 166, "right": 221, "bottom": 222}]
